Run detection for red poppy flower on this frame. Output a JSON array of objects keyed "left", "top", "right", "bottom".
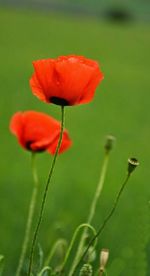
[
  {"left": 30, "top": 55, "right": 104, "bottom": 106},
  {"left": 10, "top": 111, "right": 72, "bottom": 154}
]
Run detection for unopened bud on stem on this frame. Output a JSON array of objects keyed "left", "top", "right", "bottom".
[
  {"left": 105, "top": 135, "right": 115, "bottom": 153},
  {"left": 79, "top": 264, "right": 93, "bottom": 276},
  {"left": 128, "top": 157, "right": 139, "bottom": 175},
  {"left": 99, "top": 248, "right": 109, "bottom": 275}
]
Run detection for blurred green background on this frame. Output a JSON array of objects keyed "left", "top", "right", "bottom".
[{"left": 0, "top": 1, "right": 150, "bottom": 275}]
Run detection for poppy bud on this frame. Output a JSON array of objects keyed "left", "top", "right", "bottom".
[
  {"left": 105, "top": 135, "right": 115, "bottom": 153},
  {"left": 83, "top": 246, "right": 96, "bottom": 263},
  {"left": 79, "top": 264, "right": 93, "bottom": 276},
  {"left": 128, "top": 157, "right": 139, "bottom": 174},
  {"left": 99, "top": 248, "right": 109, "bottom": 274}
]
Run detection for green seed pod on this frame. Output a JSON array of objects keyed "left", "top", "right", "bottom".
[{"left": 128, "top": 157, "right": 139, "bottom": 174}]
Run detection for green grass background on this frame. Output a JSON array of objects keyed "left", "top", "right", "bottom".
[{"left": 0, "top": 7, "right": 150, "bottom": 275}]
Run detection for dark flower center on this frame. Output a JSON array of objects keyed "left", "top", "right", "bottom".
[
  {"left": 26, "top": 140, "right": 45, "bottom": 152},
  {"left": 50, "top": 97, "right": 69, "bottom": 106},
  {"left": 26, "top": 140, "right": 33, "bottom": 150}
]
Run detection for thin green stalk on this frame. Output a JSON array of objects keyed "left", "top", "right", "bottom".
[
  {"left": 0, "top": 255, "right": 4, "bottom": 275},
  {"left": 28, "top": 106, "right": 65, "bottom": 276},
  {"left": 38, "top": 266, "right": 52, "bottom": 276},
  {"left": 99, "top": 269, "right": 108, "bottom": 276},
  {"left": 44, "top": 239, "right": 67, "bottom": 266},
  {"left": 87, "top": 153, "right": 110, "bottom": 225},
  {"left": 16, "top": 153, "right": 38, "bottom": 276},
  {"left": 59, "top": 224, "right": 97, "bottom": 275},
  {"left": 69, "top": 152, "right": 110, "bottom": 276},
  {"left": 74, "top": 173, "right": 131, "bottom": 274}
]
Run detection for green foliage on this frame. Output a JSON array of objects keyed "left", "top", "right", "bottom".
[{"left": 0, "top": 255, "right": 4, "bottom": 276}]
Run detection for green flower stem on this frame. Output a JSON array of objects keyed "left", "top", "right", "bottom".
[
  {"left": 28, "top": 105, "right": 65, "bottom": 276},
  {"left": 74, "top": 173, "right": 131, "bottom": 274},
  {"left": 59, "top": 224, "right": 97, "bottom": 275},
  {"left": 37, "top": 266, "right": 52, "bottom": 276},
  {"left": 87, "top": 153, "right": 110, "bottom": 225},
  {"left": 0, "top": 255, "right": 4, "bottom": 275},
  {"left": 44, "top": 239, "right": 67, "bottom": 266},
  {"left": 99, "top": 269, "right": 108, "bottom": 276},
  {"left": 16, "top": 153, "right": 38, "bottom": 276},
  {"left": 69, "top": 152, "right": 110, "bottom": 276}
]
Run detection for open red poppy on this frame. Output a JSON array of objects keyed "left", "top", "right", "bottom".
[
  {"left": 30, "top": 55, "right": 104, "bottom": 106},
  {"left": 10, "top": 111, "right": 72, "bottom": 154}
]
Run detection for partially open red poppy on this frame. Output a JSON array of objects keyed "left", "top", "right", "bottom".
[
  {"left": 30, "top": 55, "right": 104, "bottom": 106},
  {"left": 10, "top": 111, "right": 72, "bottom": 154}
]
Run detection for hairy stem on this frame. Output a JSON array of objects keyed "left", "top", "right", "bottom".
[
  {"left": 69, "top": 152, "right": 110, "bottom": 276},
  {"left": 44, "top": 239, "right": 67, "bottom": 266},
  {"left": 59, "top": 223, "right": 97, "bottom": 275},
  {"left": 28, "top": 106, "right": 65, "bottom": 275},
  {"left": 74, "top": 173, "right": 131, "bottom": 274},
  {"left": 16, "top": 153, "right": 38, "bottom": 276}
]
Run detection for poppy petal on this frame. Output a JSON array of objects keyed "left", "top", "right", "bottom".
[
  {"left": 30, "top": 55, "right": 104, "bottom": 106},
  {"left": 10, "top": 111, "right": 72, "bottom": 154},
  {"left": 47, "top": 131, "right": 72, "bottom": 155}
]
